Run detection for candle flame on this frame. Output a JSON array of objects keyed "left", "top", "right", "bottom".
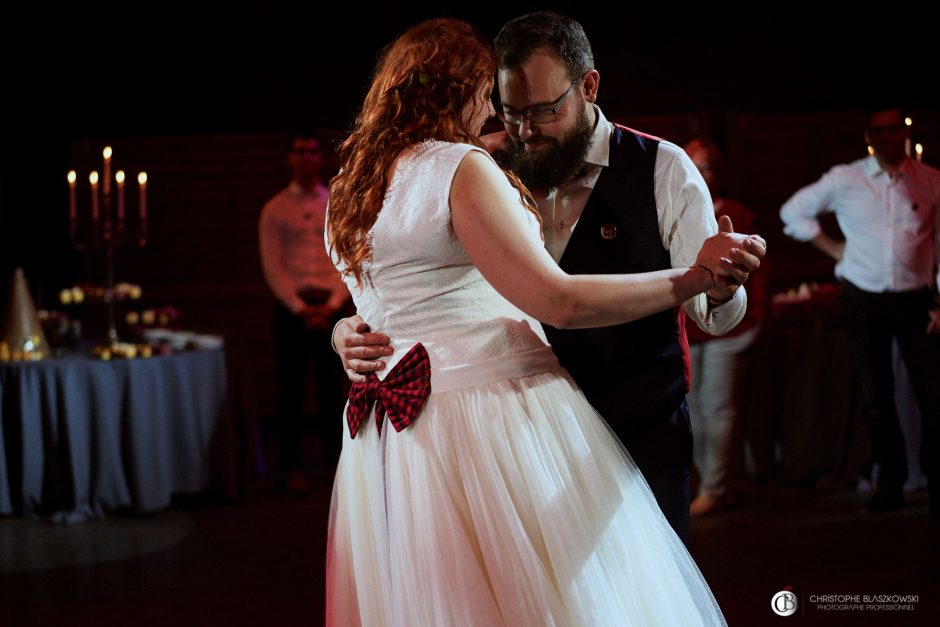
[
  {"left": 103, "top": 146, "right": 113, "bottom": 159},
  {"left": 116, "top": 170, "right": 126, "bottom": 184},
  {"left": 867, "top": 146, "right": 875, "bottom": 156},
  {"left": 915, "top": 143, "right": 924, "bottom": 156},
  {"left": 67, "top": 170, "right": 77, "bottom": 185},
  {"left": 138, "top": 172, "right": 148, "bottom": 185},
  {"left": 89, "top": 171, "right": 99, "bottom": 185},
  {"left": 904, "top": 117, "right": 913, "bottom": 127}
]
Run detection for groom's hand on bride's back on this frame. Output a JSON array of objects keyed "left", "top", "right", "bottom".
[{"left": 332, "top": 315, "right": 394, "bottom": 383}]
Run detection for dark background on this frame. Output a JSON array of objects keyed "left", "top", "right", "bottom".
[
  {"left": 1, "top": 0, "right": 937, "bottom": 411},
  {"left": 3, "top": 1, "right": 937, "bottom": 276}
]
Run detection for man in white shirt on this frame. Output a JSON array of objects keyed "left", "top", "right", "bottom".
[
  {"left": 334, "top": 12, "right": 761, "bottom": 542},
  {"left": 259, "top": 134, "right": 350, "bottom": 493},
  {"left": 780, "top": 109, "right": 940, "bottom": 513}
]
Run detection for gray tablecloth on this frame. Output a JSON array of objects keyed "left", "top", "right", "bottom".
[{"left": 0, "top": 348, "right": 227, "bottom": 524}]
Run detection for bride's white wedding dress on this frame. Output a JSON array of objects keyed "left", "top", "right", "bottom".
[{"left": 326, "top": 140, "right": 726, "bottom": 626}]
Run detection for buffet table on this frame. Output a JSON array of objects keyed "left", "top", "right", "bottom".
[{"left": 0, "top": 346, "right": 231, "bottom": 524}]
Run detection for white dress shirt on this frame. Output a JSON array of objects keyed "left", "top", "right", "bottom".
[
  {"left": 259, "top": 181, "right": 349, "bottom": 313},
  {"left": 780, "top": 155, "right": 940, "bottom": 293},
  {"left": 534, "top": 106, "right": 746, "bottom": 335}
]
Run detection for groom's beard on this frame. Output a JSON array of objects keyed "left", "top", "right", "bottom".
[{"left": 506, "top": 104, "right": 594, "bottom": 191}]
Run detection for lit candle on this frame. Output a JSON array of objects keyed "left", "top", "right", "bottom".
[
  {"left": 138, "top": 172, "right": 148, "bottom": 220},
  {"left": 67, "top": 170, "right": 77, "bottom": 221},
  {"left": 116, "top": 170, "right": 126, "bottom": 221},
  {"left": 905, "top": 117, "right": 913, "bottom": 127},
  {"left": 103, "top": 146, "right": 113, "bottom": 196},
  {"left": 915, "top": 143, "right": 924, "bottom": 162},
  {"left": 905, "top": 138, "right": 911, "bottom": 157},
  {"left": 89, "top": 171, "right": 100, "bottom": 223}
]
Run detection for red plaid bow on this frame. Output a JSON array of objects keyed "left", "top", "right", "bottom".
[{"left": 345, "top": 342, "right": 431, "bottom": 438}]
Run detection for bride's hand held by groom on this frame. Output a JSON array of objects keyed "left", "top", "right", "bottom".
[{"left": 695, "top": 215, "right": 766, "bottom": 302}]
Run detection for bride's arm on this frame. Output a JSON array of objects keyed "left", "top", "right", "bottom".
[{"left": 450, "top": 150, "right": 764, "bottom": 330}]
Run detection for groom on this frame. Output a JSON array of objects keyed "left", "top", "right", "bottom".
[{"left": 332, "top": 12, "right": 756, "bottom": 542}]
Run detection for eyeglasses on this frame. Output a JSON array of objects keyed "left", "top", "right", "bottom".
[{"left": 497, "top": 73, "right": 586, "bottom": 126}]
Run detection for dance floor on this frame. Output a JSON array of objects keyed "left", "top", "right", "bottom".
[{"left": 1, "top": 438, "right": 936, "bottom": 627}]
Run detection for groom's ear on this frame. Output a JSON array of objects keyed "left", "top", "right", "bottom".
[{"left": 582, "top": 70, "right": 600, "bottom": 104}]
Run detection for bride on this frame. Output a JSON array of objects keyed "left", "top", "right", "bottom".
[{"left": 325, "top": 18, "right": 762, "bottom": 626}]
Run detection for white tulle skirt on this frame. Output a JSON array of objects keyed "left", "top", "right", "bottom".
[{"left": 326, "top": 368, "right": 726, "bottom": 627}]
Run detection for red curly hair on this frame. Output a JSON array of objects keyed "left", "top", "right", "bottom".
[{"left": 328, "top": 18, "right": 537, "bottom": 286}]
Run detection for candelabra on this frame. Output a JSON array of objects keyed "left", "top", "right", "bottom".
[{"left": 68, "top": 146, "right": 149, "bottom": 344}]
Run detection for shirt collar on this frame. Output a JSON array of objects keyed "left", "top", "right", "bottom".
[
  {"left": 897, "top": 156, "right": 916, "bottom": 178},
  {"left": 864, "top": 154, "right": 913, "bottom": 179},
  {"left": 584, "top": 105, "right": 614, "bottom": 169}
]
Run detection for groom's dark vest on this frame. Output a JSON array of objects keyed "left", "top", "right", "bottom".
[{"left": 544, "top": 125, "right": 690, "bottom": 436}]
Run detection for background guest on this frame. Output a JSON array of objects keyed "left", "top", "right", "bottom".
[
  {"left": 258, "top": 133, "right": 350, "bottom": 493},
  {"left": 779, "top": 109, "right": 940, "bottom": 513},
  {"left": 684, "top": 138, "right": 767, "bottom": 515}
]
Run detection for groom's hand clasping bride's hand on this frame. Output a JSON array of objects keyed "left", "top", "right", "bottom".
[{"left": 702, "top": 215, "right": 767, "bottom": 304}]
